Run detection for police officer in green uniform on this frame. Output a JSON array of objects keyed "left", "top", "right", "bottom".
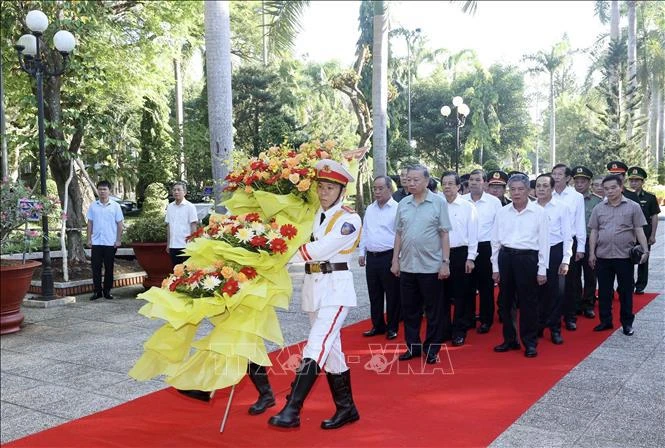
[
  {"left": 572, "top": 166, "right": 602, "bottom": 317},
  {"left": 627, "top": 166, "right": 661, "bottom": 294},
  {"left": 606, "top": 161, "right": 639, "bottom": 203}
]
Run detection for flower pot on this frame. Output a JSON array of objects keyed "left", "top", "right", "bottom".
[
  {"left": 131, "top": 242, "right": 173, "bottom": 289},
  {"left": 0, "top": 260, "right": 41, "bottom": 335}
]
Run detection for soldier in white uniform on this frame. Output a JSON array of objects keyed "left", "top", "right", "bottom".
[{"left": 269, "top": 160, "right": 361, "bottom": 430}]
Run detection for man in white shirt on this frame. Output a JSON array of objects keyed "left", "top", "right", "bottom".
[
  {"left": 165, "top": 182, "right": 199, "bottom": 267},
  {"left": 462, "top": 169, "right": 502, "bottom": 334},
  {"left": 491, "top": 173, "right": 549, "bottom": 358},
  {"left": 86, "top": 180, "right": 124, "bottom": 301},
  {"left": 551, "top": 163, "right": 586, "bottom": 331},
  {"left": 535, "top": 174, "right": 573, "bottom": 346},
  {"left": 358, "top": 176, "right": 401, "bottom": 340},
  {"left": 441, "top": 171, "right": 478, "bottom": 347}
]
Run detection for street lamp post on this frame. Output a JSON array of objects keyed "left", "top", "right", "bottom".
[
  {"left": 405, "top": 28, "right": 420, "bottom": 148},
  {"left": 440, "top": 96, "right": 470, "bottom": 173},
  {"left": 14, "top": 10, "right": 76, "bottom": 301}
]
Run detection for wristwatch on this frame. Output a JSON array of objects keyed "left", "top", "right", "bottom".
[{"left": 442, "top": 259, "right": 450, "bottom": 264}]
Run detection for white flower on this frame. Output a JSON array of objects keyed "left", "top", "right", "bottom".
[
  {"left": 201, "top": 275, "right": 222, "bottom": 291},
  {"left": 250, "top": 222, "right": 265, "bottom": 234},
  {"left": 236, "top": 227, "right": 254, "bottom": 243}
]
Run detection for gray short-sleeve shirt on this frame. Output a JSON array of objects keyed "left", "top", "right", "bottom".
[
  {"left": 589, "top": 196, "right": 647, "bottom": 259},
  {"left": 395, "top": 190, "right": 452, "bottom": 273}
]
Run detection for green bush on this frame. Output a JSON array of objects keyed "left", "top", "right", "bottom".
[
  {"left": 141, "top": 182, "right": 168, "bottom": 218},
  {"left": 124, "top": 215, "right": 167, "bottom": 243}
]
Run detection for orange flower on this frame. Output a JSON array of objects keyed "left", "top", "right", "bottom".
[
  {"left": 244, "top": 185, "right": 253, "bottom": 193},
  {"left": 161, "top": 278, "right": 171, "bottom": 289},
  {"left": 173, "top": 264, "right": 185, "bottom": 277},
  {"left": 270, "top": 220, "right": 280, "bottom": 230},
  {"left": 285, "top": 158, "right": 299, "bottom": 168},
  {"left": 221, "top": 266, "right": 235, "bottom": 279},
  {"left": 237, "top": 272, "right": 248, "bottom": 283},
  {"left": 318, "top": 150, "right": 330, "bottom": 159},
  {"left": 297, "top": 178, "right": 311, "bottom": 192},
  {"left": 281, "top": 168, "right": 291, "bottom": 179}
]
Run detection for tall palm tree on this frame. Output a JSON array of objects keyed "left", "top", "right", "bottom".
[
  {"left": 627, "top": 0, "right": 638, "bottom": 139},
  {"left": 523, "top": 39, "right": 571, "bottom": 165},
  {"left": 204, "top": 1, "right": 233, "bottom": 211},
  {"left": 261, "top": 0, "right": 310, "bottom": 63},
  {"left": 372, "top": 1, "right": 388, "bottom": 176}
]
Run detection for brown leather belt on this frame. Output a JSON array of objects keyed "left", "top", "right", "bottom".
[{"left": 305, "top": 262, "right": 349, "bottom": 274}]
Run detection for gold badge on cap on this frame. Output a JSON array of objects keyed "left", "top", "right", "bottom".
[
  {"left": 322, "top": 165, "right": 332, "bottom": 173},
  {"left": 493, "top": 172, "right": 500, "bottom": 179},
  {"left": 612, "top": 163, "right": 617, "bottom": 169},
  {"left": 577, "top": 168, "right": 583, "bottom": 173},
  {"left": 632, "top": 169, "right": 638, "bottom": 174}
]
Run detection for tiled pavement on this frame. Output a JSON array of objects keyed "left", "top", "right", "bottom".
[{"left": 1, "top": 223, "right": 663, "bottom": 445}]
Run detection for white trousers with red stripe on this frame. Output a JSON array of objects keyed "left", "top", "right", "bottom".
[{"left": 302, "top": 306, "right": 350, "bottom": 374}]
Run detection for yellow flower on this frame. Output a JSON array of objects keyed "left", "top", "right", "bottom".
[
  {"left": 286, "top": 158, "right": 299, "bottom": 168},
  {"left": 173, "top": 264, "right": 185, "bottom": 277},
  {"left": 161, "top": 278, "right": 171, "bottom": 289},
  {"left": 281, "top": 168, "right": 291, "bottom": 179},
  {"left": 221, "top": 266, "right": 235, "bottom": 279},
  {"left": 237, "top": 272, "right": 248, "bottom": 283},
  {"left": 244, "top": 185, "right": 253, "bottom": 193},
  {"left": 289, "top": 173, "right": 300, "bottom": 184},
  {"left": 214, "top": 261, "right": 225, "bottom": 270},
  {"left": 297, "top": 178, "right": 311, "bottom": 192}
]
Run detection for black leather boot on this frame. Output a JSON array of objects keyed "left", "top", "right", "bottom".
[
  {"left": 176, "top": 389, "right": 211, "bottom": 402},
  {"left": 247, "top": 362, "right": 275, "bottom": 415},
  {"left": 268, "top": 358, "right": 320, "bottom": 428},
  {"left": 321, "top": 369, "right": 360, "bottom": 430}
]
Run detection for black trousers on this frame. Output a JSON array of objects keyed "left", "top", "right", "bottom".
[
  {"left": 443, "top": 246, "right": 472, "bottom": 339},
  {"left": 562, "top": 237, "right": 579, "bottom": 323},
  {"left": 635, "top": 226, "right": 652, "bottom": 292},
  {"left": 498, "top": 248, "right": 539, "bottom": 349},
  {"left": 574, "top": 240, "right": 597, "bottom": 311},
  {"left": 169, "top": 248, "right": 188, "bottom": 267},
  {"left": 91, "top": 245, "right": 116, "bottom": 295},
  {"left": 400, "top": 272, "right": 444, "bottom": 357},
  {"left": 597, "top": 258, "right": 635, "bottom": 327},
  {"left": 365, "top": 249, "right": 401, "bottom": 333},
  {"left": 467, "top": 241, "right": 494, "bottom": 327},
  {"left": 538, "top": 243, "right": 565, "bottom": 331}
]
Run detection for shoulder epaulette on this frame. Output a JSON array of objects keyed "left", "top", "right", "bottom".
[{"left": 341, "top": 205, "right": 355, "bottom": 213}]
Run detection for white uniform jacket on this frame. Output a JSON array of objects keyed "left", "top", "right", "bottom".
[{"left": 291, "top": 202, "right": 362, "bottom": 312}]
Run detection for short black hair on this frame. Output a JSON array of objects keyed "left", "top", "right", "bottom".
[
  {"left": 552, "top": 163, "right": 572, "bottom": 177},
  {"left": 469, "top": 169, "right": 486, "bottom": 181},
  {"left": 440, "top": 171, "right": 460, "bottom": 186},
  {"left": 97, "top": 180, "right": 112, "bottom": 189},
  {"left": 536, "top": 173, "right": 554, "bottom": 188},
  {"left": 602, "top": 174, "right": 623, "bottom": 186}
]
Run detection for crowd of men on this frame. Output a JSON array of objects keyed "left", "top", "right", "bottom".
[{"left": 359, "top": 161, "right": 659, "bottom": 360}]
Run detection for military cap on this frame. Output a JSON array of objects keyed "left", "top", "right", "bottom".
[
  {"left": 507, "top": 170, "right": 527, "bottom": 178},
  {"left": 606, "top": 161, "right": 628, "bottom": 174},
  {"left": 315, "top": 159, "right": 354, "bottom": 186},
  {"left": 627, "top": 166, "right": 647, "bottom": 180},
  {"left": 572, "top": 165, "right": 593, "bottom": 179},
  {"left": 487, "top": 170, "right": 509, "bottom": 185}
]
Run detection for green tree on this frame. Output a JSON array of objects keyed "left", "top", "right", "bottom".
[{"left": 137, "top": 96, "right": 175, "bottom": 201}]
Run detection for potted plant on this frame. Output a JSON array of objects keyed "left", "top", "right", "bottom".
[
  {"left": 125, "top": 182, "right": 172, "bottom": 288},
  {"left": 1, "top": 178, "right": 59, "bottom": 334}
]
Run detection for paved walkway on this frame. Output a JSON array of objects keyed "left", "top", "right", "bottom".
[{"left": 1, "top": 225, "right": 663, "bottom": 445}]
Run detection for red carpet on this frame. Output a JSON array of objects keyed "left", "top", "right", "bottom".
[{"left": 6, "top": 293, "right": 658, "bottom": 448}]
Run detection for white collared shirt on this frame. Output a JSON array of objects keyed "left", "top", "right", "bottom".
[
  {"left": 444, "top": 193, "right": 478, "bottom": 260},
  {"left": 552, "top": 185, "right": 586, "bottom": 252},
  {"left": 359, "top": 198, "right": 398, "bottom": 255},
  {"left": 165, "top": 198, "right": 199, "bottom": 248},
  {"left": 461, "top": 192, "right": 502, "bottom": 242},
  {"left": 491, "top": 200, "right": 550, "bottom": 276},
  {"left": 539, "top": 198, "right": 574, "bottom": 265},
  {"left": 87, "top": 200, "right": 124, "bottom": 246}
]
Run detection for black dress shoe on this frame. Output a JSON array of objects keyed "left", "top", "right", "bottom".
[
  {"left": 477, "top": 324, "right": 490, "bottom": 334},
  {"left": 593, "top": 322, "right": 614, "bottom": 332},
  {"left": 452, "top": 336, "right": 465, "bottom": 347},
  {"left": 551, "top": 331, "right": 563, "bottom": 345},
  {"left": 398, "top": 350, "right": 420, "bottom": 361},
  {"left": 622, "top": 325, "right": 634, "bottom": 336},
  {"left": 104, "top": 293, "right": 115, "bottom": 300},
  {"left": 537, "top": 328, "right": 544, "bottom": 338},
  {"left": 425, "top": 354, "right": 439, "bottom": 364},
  {"left": 524, "top": 347, "right": 538, "bottom": 358},
  {"left": 386, "top": 331, "right": 398, "bottom": 340},
  {"left": 565, "top": 321, "right": 577, "bottom": 331},
  {"left": 363, "top": 328, "right": 385, "bottom": 337},
  {"left": 493, "top": 341, "right": 520, "bottom": 352},
  {"left": 89, "top": 293, "right": 102, "bottom": 301},
  {"left": 634, "top": 289, "right": 645, "bottom": 295},
  {"left": 176, "top": 389, "right": 212, "bottom": 402},
  {"left": 583, "top": 309, "right": 596, "bottom": 319}
]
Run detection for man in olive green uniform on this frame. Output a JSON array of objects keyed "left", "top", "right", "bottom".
[
  {"left": 627, "top": 166, "right": 661, "bottom": 294},
  {"left": 572, "top": 166, "right": 602, "bottom": 318}
]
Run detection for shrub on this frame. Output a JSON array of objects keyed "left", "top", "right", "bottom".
[{"left": 124, "top": 215, "right": 167, "bottom": 243}]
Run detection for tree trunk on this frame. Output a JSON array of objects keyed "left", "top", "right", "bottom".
[
  {"left": 204, "top": 1, "right": 234, "bottom": 212},
  {"left": 658, "top": 87, "right": 664, "bottom": 165},
  {"left": 549, "top": 72, "right": 556, "bottom": 165},
  {"left": 1, "top": 60, "right": 7, "bottom": 180},
  {"left": 610, "top": 0, "right": 621, "bottom": 134},
  {"left": 371, "top": 3, "right": 388, "bottom": 177},
  {"left": 174, "top": 58, "right": 186, "bottom": 181},
  {"left": 626, "top": 0, "right": 637, "bottom": 140}
]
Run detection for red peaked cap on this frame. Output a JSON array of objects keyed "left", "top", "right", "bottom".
[{"left": 315, "top": 160, "right": 354, "bottom": 186}]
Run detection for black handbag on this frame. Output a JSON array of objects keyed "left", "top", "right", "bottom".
[{"left": 630, "top": 244, "right": 645, "bottom": 264}]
